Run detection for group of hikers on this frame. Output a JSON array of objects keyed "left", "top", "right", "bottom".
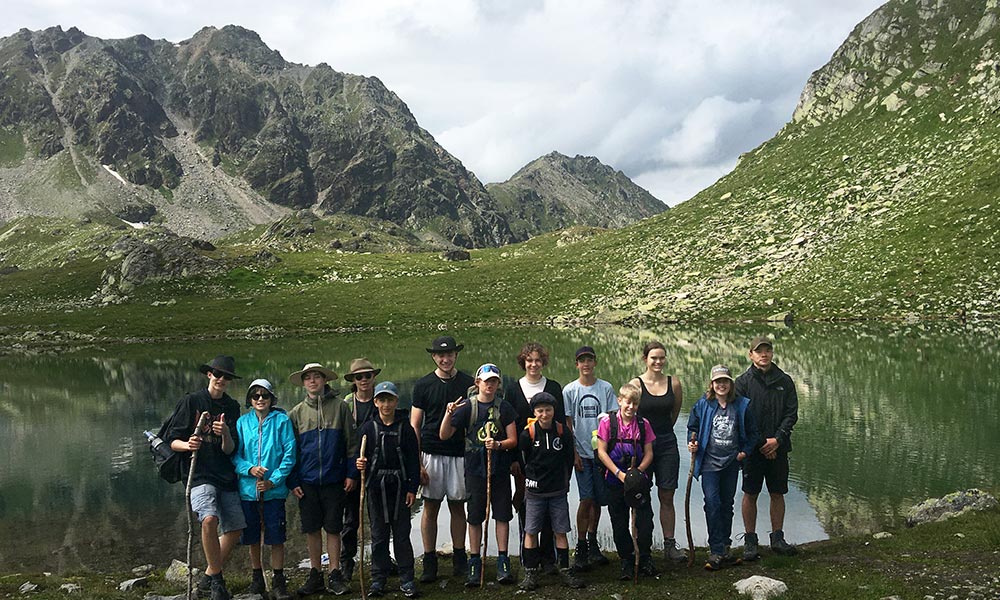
[{"left": 161, "top": 334, "right": 798, "bottom": 600}]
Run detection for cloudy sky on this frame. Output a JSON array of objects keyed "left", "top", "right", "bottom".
[{"left": 4, "top": 0, "right": 886, "bottom": 205}]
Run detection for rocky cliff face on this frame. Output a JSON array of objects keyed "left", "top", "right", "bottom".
[{"left": 486, "top": 151, "right": 666, "bottom": 239}]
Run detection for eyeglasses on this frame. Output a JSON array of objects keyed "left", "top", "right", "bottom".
[
  {"left": 252, "top": 392, "right": 273, "bottom": 400},
  {"left": 211, "top": 370, "right": 234, "bottom": 381},
  {"left": 349, "top": 372, "right": 375, "bottom": 382}
]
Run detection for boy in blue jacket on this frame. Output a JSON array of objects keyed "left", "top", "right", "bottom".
[
  {"left": 233, "top": 379, "right": 297, "bottom": 600},
  {"left": 686, "top": 365, "right": 759, "bottom": 571}
]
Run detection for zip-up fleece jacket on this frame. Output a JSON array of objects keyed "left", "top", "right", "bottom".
[
  {"left": 734, "top": 363, "right": 798, "bottom": 452},
  {"left": 288, "top": 386, "right": 360, "bottom": 486},
  {"left": 518, "top": 421, "right": 575, "bottom": 497},
  {"left": 686, "top": 394, "right": 758, "bottom": 479},
  {"left": 232, "top": 407, "right": 297, "bottom": 502}
]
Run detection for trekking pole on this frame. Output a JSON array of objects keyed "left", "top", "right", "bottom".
[
  {"left": 684, "top": 431, "right": 696, "bottom": 568},
  {"left": 482, "top": 444, "right": 493, "bottom": 589},
  {"left": 258, "top": 419, "right": 268, "bottom": 594},
  {"left": 185, "top": 411, "right": 211, "bottom": 600},
  {"left": 630, "top": 454, "right": 638, "bottom": 584},
  {"left": 359, "top": 435, "right": 368, "bottom": 600}
]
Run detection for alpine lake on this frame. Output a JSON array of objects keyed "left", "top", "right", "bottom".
[{"left": 1, "top": 321, "right": 997, "bottom": 573}]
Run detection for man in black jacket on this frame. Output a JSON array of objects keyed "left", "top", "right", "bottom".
[{"left": 735, "top": 337, "right": 799, "bottom": 560}]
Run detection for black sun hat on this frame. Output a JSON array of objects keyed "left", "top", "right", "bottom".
[
  {"left": 198, "top": 355, "right": 241, "bottom": 379},
  {"left": 426, "top": 335, "right": 464, "bottom": 353}
]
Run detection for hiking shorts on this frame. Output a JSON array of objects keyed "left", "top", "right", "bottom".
[
  {"left": 298, "top": 482, "right": 345, "bottom": 534},
  {"left": 575, "top": 458, "right": 608, "bottom": 505},
  {"left": 741, "top": 450, "right": 789, "bottom": 495},
  {"left": 650, "top": 437, "right": 680, "bottom": 490},
  {"left": 466, "top": 473, "right": 513, "bottom": 524},
  {"left": 524, "top": 495, "right": 571, "bottom": 535},
  {"left": 240, "top": 499, "right": 287, "bottom": 546},
  {"left": 191, "top": 484, "right": 246, "bottom": 534},
  {"left": 420, "top": 453, "right": 467, "bottom": 501}
]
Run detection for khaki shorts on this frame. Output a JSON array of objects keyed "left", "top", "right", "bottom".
[{"left": 419, "top": 453, "right": 467, "bottom": 501}]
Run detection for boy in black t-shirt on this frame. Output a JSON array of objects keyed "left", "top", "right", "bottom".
[
  {"left": 517, "top": 392, "right": 584, "bottom": 591},
  {"left": 439, "top": 363, "right": 518, "bottom": 587}
]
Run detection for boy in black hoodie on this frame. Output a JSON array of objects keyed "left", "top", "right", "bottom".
[
  {"left": 517, "top": 392, "right": 584, "bottom": 591},
  {"left": 355, "top": 382, "right": 421, "bottom": 598}
]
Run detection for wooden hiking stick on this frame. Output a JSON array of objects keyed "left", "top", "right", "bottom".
[
  {"left": 684, "top": 431, "right": 696, "bottom": 568},
  {"left": 257, "top": 419, "right": 268, "bottom": 594},
  {"left": 359, "top": 435, "right": 368, "bottom": 600},
  {"left": 630, "top": 454, "right": 638, "bottom": 584},
  {"left": 185, "top": 411, "right": 211, "bottom": 600},
  {"left": 481, "top": 445, "right": 492, "bottom": 588}
]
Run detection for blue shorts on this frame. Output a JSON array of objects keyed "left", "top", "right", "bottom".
[
  {"left": 575, "top": 458, "right": 608, "bottom": 505},
  {"left": 190, "top": 484, "right": 246, "bottom": 534},
  {"left": 240, "top": 499, "right": 287, "bottom": 546}
]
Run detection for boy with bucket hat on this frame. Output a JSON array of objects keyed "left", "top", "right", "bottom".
[
  {"left": 287, "top": 363, "right": 359, "bottom": 596},
  {"left": 232, "top": 379, "right": 296, "bottom": 599},
  {"left": 164, "top": 356, "right": 245, "bottom": 600},
  {"left": 341, "top": 358, "right": 382, "bottom": 582}
]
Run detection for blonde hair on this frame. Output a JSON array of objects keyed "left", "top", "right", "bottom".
[{"left": 618, "top": 382, "right": 641, "bottom": 403}]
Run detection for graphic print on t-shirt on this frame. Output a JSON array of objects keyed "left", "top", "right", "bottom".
[{"left": 710, "top": 405, "right": 736, "bottom": 451}]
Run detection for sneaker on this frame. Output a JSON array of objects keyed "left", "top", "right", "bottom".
[
  {"left": 327, "top": 569, "right": 349, "bottom": 595},
  {"left": 271, "top": 571, "right": 291, "bottom": 600},
  {"left": 341, "top": 557, "right": 355, "bottom": 582},
  {"left": 209, "top": 574, "right": 231, "bottom": 600},
  {"left": 452, "top": 549, "right": 468, "bottom": 577},
  {"left": 770, "top": 530, "right": 798, "bottom": 556},
  {"left": 368, "top": 579, "right": 386, "bottom": 598},
  {"left": 587, "top": 537, "right": 610, "bottom": 566},
  {"left": 519, "top": 567, "right": 540, "bottom": 592},
  {"left": 248, "top": 570, "right": 267, "bottom": 596},
  {"left": 572, "top": 542, "right": 591, "bottom": 572},
  {"left": 740, "top": 532, "right": 761, "bottom": 562},
  {"left": 559, "top": 567, "right": 585, "bottom": 589},
  {"left": 637, "top": 555, "right": 659, "bottom": 577},
  {"left": 663, "top": 538, "right": 687, "bottom": 563},
  {"left": 464, "top": 555, "right": 482, "bottom": 588},
  {"left": 618, "top": 558, "right": 633, "bottom": 581},
  {"left": 704, "top": 554, "right": 724, "bottom": 571},
  {"left": 497, "top": 555, "right": 515, "bottom": 584},
  {"left": 196, "top": 573, "right": 213, "bottom": 598},
  {"left": 419, "top": 553, "right": 438, "bottom": 584},
  {"left": 297, "top": 568, "right": 325, "bottom": 596},
  {"left": 400, "top": 580, "right": 420, "bottom": 598}
]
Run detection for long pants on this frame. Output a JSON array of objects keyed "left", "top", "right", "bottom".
[
  {"left": 606, "top": 485, "right": 653, "bottom": 562},
  {"left": 368, "top": 482, "right": 415, "bottom": 583},
  {"left": 342, "top": 487, "right": 360, "bottom": 563},
  {"left": 701, "top": 460, "right": 740, "bottom": 555}
]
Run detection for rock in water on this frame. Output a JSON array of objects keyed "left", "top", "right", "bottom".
[
  {"left": 734, "top": 575, "right": 789, "bottom": 600},
  {"left": 906, "top": 489, "right": 998, "bottom": 526}
]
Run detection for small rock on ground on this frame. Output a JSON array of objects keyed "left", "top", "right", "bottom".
[{"left": 734, "top": 575, "right": 788, "bottom": 600}]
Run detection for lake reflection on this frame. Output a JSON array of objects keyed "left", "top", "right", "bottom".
[{"left": 0, "top": 322, "right": 997, "bottom": 572}]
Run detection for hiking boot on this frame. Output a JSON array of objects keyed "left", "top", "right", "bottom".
[
  {"left": 452, "top": 549, "right": 468, "bottom": 577},
  {"left": 587, "top": 537, "right": 610, "bottom": 566},
  {"left": 541, "top": 560, "right": 559, "bottom": 576},
  {"left": 271, "top": 571, "right": 291, "bottom": 600},
  {"left": 327, "top": 569, "right": 349, "bottom": 595},
  {"left": 464, "top": 555, "right": 482, "bottom": 588},
  {"left": 618, "top": 558, "right": 633, "bottom": 581},
  {"left": 368, "top": 579, "right": 386, "bottom": 598},
  {"left": 770, "top": 530, "right": 798, "bottom": 556},
  {"left": 723, "top": 547, "right": 742, "bottom": 566},
  {"left": 637, "top": 555, "right": 659, "bottom": 577},
  {"left": 247, "top": 570, "right": 267, "bottom": 596},
  {"left": 519, "top": 567, "right": 540, "bottom": 591},
  {"left": 704, "top": 554, "right": 724, "bottom": 571},
  {"left": 741, "top": 532, "right": 761, "bottom": 562},
  {"left": 341, "top": 557, "right": 355, "bottom": 582},
  {"left": 297, "top": 568, "right": 325, "bottom": 596},
  {"left": 400, "top": 580, "right": 420, "bottom": 598},
  {"left": 209, "top": 574, "right": 231, "bottom": 600},
  {"left": 663, "top": 538, "right": 687, "bottom": 563},
  {"left": 419, "top": 553, "right": 438, "bottom": 583},
  {"left": 559, "top": 567, "right": 585, "bottom": 589},
  {"left": 197, "top": 573, "right": 213, "bottom": 598},
  {"left": 572, "top": 542, "right": 591, "bottom": 572},
  {"left": 497, "top": 555, "right": 515, "bottom": 584}
]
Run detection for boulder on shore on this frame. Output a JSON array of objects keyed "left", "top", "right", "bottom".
[
  {"left": 905, "top": 489, "right": 998, "bottom": 527},
  {"left": 734, "top": 575, "right": 788, "bottom": 599}
]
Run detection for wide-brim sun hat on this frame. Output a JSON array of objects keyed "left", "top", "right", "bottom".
[
  {"left": 426, "top": 335, "right": 464, "bottom": 353},
  {"left": 344, "top": 358, "right": 381, "bottom": 381},
  {"left": 289, "top": 362, "right": 338, "bottom": 385},
  {"left": 199, "top": 355, "right": 241, "bottom": 379},
  {"left": 246, "top": 378, "right": 278, "bottom": 407}
]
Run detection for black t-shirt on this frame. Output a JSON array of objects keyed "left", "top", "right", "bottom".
[
  {"left": 450, "top": 396, "right": 517, "bottom": 479},
  {"left": 411, "top": 370, "right": 475, "bottom": 457},
  {"left": 164, "top": 388, "right": 241, "bottom": 491}
]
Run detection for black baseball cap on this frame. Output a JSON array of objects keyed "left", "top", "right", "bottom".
[{"left": 575, "top": 345, "right": 596, "bottom": 360}]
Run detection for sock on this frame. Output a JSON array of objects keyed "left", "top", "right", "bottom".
[
  {"left": 253, "top": 568, "right": 263, "bottom": 576},
  {"left": 424, "top": 552, "right": 435, "bottom": 558},
  {"left": 470, "top": 553, "right": 480, "bottom": 559},
  {"left": 498, "top": 551, "right": 508, "bottom": 558},
  {"left": 556, "top": 548, "right": 569, "bottom": 569},
  {"left": 587, "top": 531, "right": 598, "bottom": 542},
  {"left": 274, "top": 569, "right": 284, "bottom": 577},
  {"left": 523, "top": 547, "right": 540, "bottom": 569}
]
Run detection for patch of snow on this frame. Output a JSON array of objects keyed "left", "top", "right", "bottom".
[
  {"left": 102, "top": 164, "right": 129, "bottom": 185},
  {"left": 122, "top": 220, "right": 148, "bottom": 230}
]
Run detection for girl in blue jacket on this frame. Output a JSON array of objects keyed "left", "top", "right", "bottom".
[
  {"left": 233, "top": 378, "right": 297, "bottom": 599},
  {"left": 686, "top": 365, "right": 758, "bottom": 571}
]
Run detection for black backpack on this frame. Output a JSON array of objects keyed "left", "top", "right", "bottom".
[{"left": 146, "top": 409, "right": 188, "bottom": 484}]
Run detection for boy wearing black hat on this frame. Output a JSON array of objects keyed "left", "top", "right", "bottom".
[
  {"left": 517, "top": 392, "right": 584, "bottom": 591},
  {"left": 164, "top": 356, "right": 245, "bottom": 600}
]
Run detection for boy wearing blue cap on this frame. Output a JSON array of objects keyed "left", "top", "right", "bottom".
[
  {"left": 355, "top": 382, "right": 421, "bottom": 597},
  {"left": 232, "top": 379, "right": 297, "bottom": 600}
]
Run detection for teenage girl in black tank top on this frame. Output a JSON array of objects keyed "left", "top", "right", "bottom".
[{"left": 637, "top": 376, "right": 677, "bottom": 442}]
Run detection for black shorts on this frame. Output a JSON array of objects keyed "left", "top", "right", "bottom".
[
  {"left": 466, "top": 473, "right": 513, "bottom": 524},
  {"left": 741, "top": 451, "right": 790, "bottom": 495},
  {"left": 650, "top": 437, "right": 680, "bottom": 490},
  {"left": 299, "top": 482, "right": 346, "bottom": 534}
]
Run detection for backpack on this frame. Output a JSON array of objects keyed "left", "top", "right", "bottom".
[
  {"left": 525, "top": 418, "right": 564, "bottom": 440},
  {"left": 146, "top": 410, "right": 188, "bottom": 484},
  {"left": 464, "top": 388, "right": 504, "bottom": 452},
  {"left": 605, "top": 411, "right": 651, "bottom": 507}
]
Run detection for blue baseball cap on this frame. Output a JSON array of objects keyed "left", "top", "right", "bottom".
[{"left": 374, "top": 381, "right": 399, "bottom": 398}]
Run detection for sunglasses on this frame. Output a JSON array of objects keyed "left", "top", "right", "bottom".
[
  {"left": 211, "top": 370, "right": 234, "bottom": 381},
  {"left": 252, "top": 392, "right": 273, "bottom": 400},
  {"left": 349, "top": 372, "right": 375, "bottom": 382}
]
